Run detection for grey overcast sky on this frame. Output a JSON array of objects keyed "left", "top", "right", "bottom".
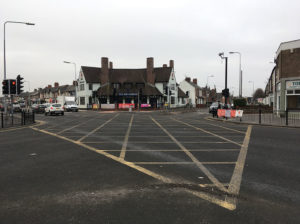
[{"left": 1, "top": 0, "right": 300, "bottom": 96}]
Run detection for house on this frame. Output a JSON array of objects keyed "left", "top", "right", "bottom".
[
  {"left": 265, "top": 39, "right": 300, "bottom": 111},
  {"left": 179, "top": 77, "right": 205, "bottom": 107},
  {"left": 77, "top": 57, "right": 187, "bottom": 109}
]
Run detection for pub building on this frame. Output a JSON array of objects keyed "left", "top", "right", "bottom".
[{"left": 77, "top": 57, "right": 187, "bottom": 109}]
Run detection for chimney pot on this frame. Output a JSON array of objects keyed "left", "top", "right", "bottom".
[
  {"left": 147, "top": 57, "right": 155, "bottom": 84},
  {"left": 185, "top": 77, "right": 191, "bottom": 83},
  {"left": 54, "top": 82, "right": 59, "bottom": 87},
  {"left": 163, "top": 64, "right": 167, "bottom": 68},
  {"left": 101, "top": 57, "right": 109, "bottom": 85},
  {"left": 193, "top": 78, "right": 197, "bottom": 85},
  {"left": 109, "top": 61, "right": 113, "bottom": 69},
  {"left": 169, "top": 60, "right": 174, "bottom": 68},
  {"left": 48, "top": 85, "right": 52, "bottom": 88}
]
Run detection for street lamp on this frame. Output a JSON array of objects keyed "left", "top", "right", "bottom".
[
  {"left": 218, "top": 52, "right": 229, "bottom": 104},
  {"left": 63, "top": 61, "right": 77, "bottom": 81},
  {"left": 63, "top": 61, "right": 77, "bottom": 102},
  {"left": 3, "top": 21, "right": 35, "bottom": 114},
  {"left": 206, "top": 75, "right": 214, "bottom": 88},
  {"left": 248, "top": 81, "right": 254, "bottom": 102},
  {"left": 229, "top": 51, "right": 242, "bottom": 98}
]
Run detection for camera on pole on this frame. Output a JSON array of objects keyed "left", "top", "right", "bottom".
[{"left": 16, "top": 75, "right": 24, "bottom": 95}]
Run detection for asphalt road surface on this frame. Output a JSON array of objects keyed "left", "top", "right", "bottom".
[{"left": 0, "top": 110, "right": 299, "bottom": 224}]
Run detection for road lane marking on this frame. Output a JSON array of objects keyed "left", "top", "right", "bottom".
[
  {"left": 30, "top": 124, "right": 237, "bottom": 210},
  {"left": 172, "top": 118, "right": 242, "bottom": 147},
  {"left": 132, "top": 162, "right": 236, "bottom": 165},
  {"left": 225, "top": 125, "right": 252, "bottom": 208},
  {"left": 82, "top": 141, "right": 231, "bottom": 144},
  {"left": 77, "top": 114, "right": 119, "bottom": 142},
  {"left": 57, "top": 117, "right": 97, "bottom": 134},
  {"left": 201, "top": 118, "right": 246, "bottom": 134},
  {"left": 100, "top": 149, "right": 240, "bottom": 152},
  {"left": 151, "top": 116, "right": 228, "bottom": 193},
  {"left": 120, "top": 114, "right": 134, "bottom": 159}
]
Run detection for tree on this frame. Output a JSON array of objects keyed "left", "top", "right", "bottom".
[{"left": 253, "top": 88, "right": 265, "bottom": 100}]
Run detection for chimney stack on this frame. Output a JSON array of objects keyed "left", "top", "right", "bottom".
[
  {"left": 163, "top": 64, "right": 167, "bottom": 68},
  {"left": 47, "top": 85, "right": 52, "bottom": 88},
  {"left": 147, "top": 57, "right": 155, "bottom": 84},
  {"left": 101, "top": 57, "right": 109, "bottom": 84},
  {"left": 73, "top": 80, "right": 77, "bottom": 86},
  {"left": 169, "top": 60, "right": 174, "bottom": 68},
  {"left": 193, "top": 78, "right": 197, "bottom": 85},
  {"left": 54, "top": 82, "right": 59, "bottom": 88},
  {"left": 109, "top": 61, "right": 113, "bottom": 69},
  {"left": 185, "top": 77, "right": 191, "bottom": 83}
]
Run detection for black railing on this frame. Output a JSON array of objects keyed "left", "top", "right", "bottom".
[
  {"left": 1, "top": 111, "right": 35, "bottom": 128},
  {"left": 230, "top": 109, "right": 300, "bottom": 127}
]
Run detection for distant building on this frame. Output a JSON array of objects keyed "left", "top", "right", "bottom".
[
  {"left": 77, "top": 57, "right": 187, "bottom": 109},
  {"left": 265, "top": 39, "right": 300, "bottom": 110},
  {"left": 179, "top": 77, "right": 204, "bottom": 107}
]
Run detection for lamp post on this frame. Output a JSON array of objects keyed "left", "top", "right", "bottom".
[
  {"left": 3, "top": 21, "right": 35, "bottom": 114},
  {"left": 248, "top": 80, "right": 254, "bottom": 103},
  {"left": 229, "top": 51, "right": 242, "bottom": 98},
  {"left": 218, "top": 52, "right": 229, "bottom": 104},
  {"left": 206, "top": 75, "right": 214, "bottom": 88},
  {"left": 63, "top": 61, "right": 77, "bottom": 102}
]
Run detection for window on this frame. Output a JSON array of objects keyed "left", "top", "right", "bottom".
[
  {"left": 186, "top": 91, "right": 189, "bottom": 97},
  {"left": 170, "top": 84, "right": 175, "bottom": 90},
  {"left": 136, "top": 83, "right": 145, "bottom": 89},
  {"left": 80, "top": 84, "right": 85, "bottom": 91},
  {"left": 113, "top": 83, "right": 120, "bottom": 89},
  {"left": 171, "top": 96, "right": 175, "bottom": 104},
  {"left": 89, "top": 84, "right": 93, "bottom": 90},
  {"left": 287, "top": 90, "right": 293, "bottom": 94},
  {"left": 124, "top": 83, "right": 132, "bottom": 89},
  {"left": 295, "top": 90, "right": 300, "bottom": 94},
  {"left": 80, "top": 97, "right": 85, "bottom": 105}
]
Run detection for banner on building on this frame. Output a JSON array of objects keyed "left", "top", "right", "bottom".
[
  {"left": 101, "top": 104, "right": 115, "bottom": 109},
  {"left": 118, "top": 103, "right": 135, "bottom": 109},
  {"left": 141, "top": 104, "right": 151, "bottom": 108}
]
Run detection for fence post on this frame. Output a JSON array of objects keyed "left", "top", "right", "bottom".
[
  {"left": 259, "top": 108, "right": 262, "bottom": 124},
  {"left": 11, "top": 112, "right": 13, "bottom": 125},
  {"left": 24, "top": 112, "right": 26, "bottom": 125},
  {"left": 21, "top": 111, "right": 23, "bottom": 125},
  {"left": 285, "top": 109, "right": 288, "bottom": 126},
  {"left": 1, "top": 113, "right": 3, "bottom": 128},
  {"left": 32, "top": 111, "right": 35, "bottom": 123}
]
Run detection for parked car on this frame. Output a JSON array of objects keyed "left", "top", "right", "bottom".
[
  {"left": 45, "top": 103, "right": 64, "bottom": 116},
  {"left": 209, "top": 102, "right": 220, "bottom": 113},
  {"left": 13, "top": 103, "right": 21, "bottom": 112},
  {"left": 32, "top": 104, "right": 46, "bottom": 113}
]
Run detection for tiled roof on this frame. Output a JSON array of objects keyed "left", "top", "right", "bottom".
[{"left": 81, "top": 66, "right": 172, "bottom": 84}]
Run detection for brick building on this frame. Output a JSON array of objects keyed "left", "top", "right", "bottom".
[
  {"left": 76, "top": 57, "right": 187, "bottom": 109},
  {"left": 265, "top": 39, "right": 300, "bottom": 110}
]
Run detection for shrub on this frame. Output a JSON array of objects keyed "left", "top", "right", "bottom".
[{"left": 233, "top": 98, "right": 247, "bottom": 107}]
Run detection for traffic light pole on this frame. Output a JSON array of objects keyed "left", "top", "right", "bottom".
[{"left": 225, "top": 57, "right": 228, "bottom": 104}]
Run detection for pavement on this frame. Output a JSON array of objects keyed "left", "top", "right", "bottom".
[{"left": 0, "top": 110, "right": 299, "bottom": 224}]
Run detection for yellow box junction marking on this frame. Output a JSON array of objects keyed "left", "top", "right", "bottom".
[
  {"left": 30, "top": 116, "right": 252, "bottom": 211},
  {"left": 77, "top": 114, "right": 119, "bottom": 142},
  {"left": 120, "top": 114, "right": 134, "bottom": 159}
]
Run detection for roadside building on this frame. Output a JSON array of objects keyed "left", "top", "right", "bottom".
[
  {"left": 77, "top": 57, "right": 187, "bottom": 109},
  {"left": 265, "top": 39, "right": 300, "bottom": 110},
  {"left": 179, "top": 77, "right": 205, "bottom": 107}
]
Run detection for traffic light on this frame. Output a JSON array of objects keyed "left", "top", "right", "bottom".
[
  {"left": 222, "top": 88, "right": 229, "bottom": 98},
  {"left": 16, "top": 75, "right": 24, "bottom": 95},
  {"left": 9, "top": 79, "right": 17, "bottom": 95},
  {"left": 2, "top": 80, "right": 9, "bottom": 95}
]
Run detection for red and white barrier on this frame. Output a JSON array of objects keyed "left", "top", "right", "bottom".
[{"left": 217, "top": 109, "right": 243, "bottom": 118}]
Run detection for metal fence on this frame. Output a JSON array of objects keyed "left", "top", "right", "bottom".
[
  {"left": 231, "top": 109, "right": 300, "bottom": 127},
  {"left": 1, "top": 111, "right": 35, "bottom": 128}
]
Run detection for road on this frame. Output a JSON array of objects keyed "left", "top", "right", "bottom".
[{"left": 0, "top": 110, "right": 299, "bottom": 224}]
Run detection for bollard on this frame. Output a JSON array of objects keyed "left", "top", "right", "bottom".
[
  {"left": 32, "top": 111, "right": 35, "bottom": 123},
  {"left": 259, "top": 108, "right": 262, "bottom": 124},
  {"left": 285, "top": 109, "right": 288, "bottom": 126},
  {"left": 1, "top": 113, "right": 3, "bottom": 128}
]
